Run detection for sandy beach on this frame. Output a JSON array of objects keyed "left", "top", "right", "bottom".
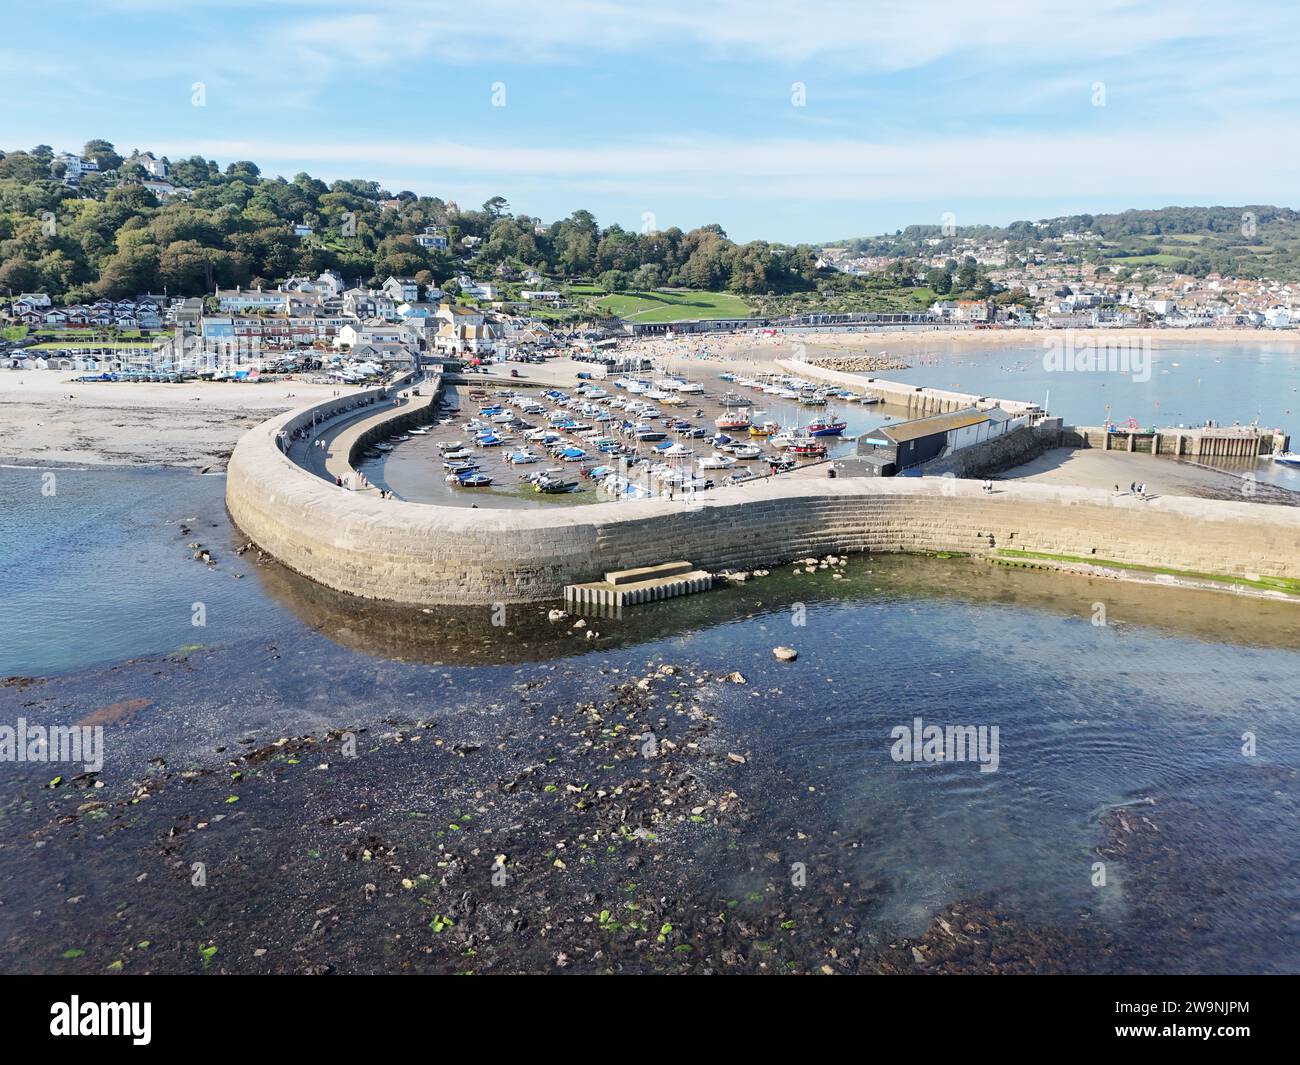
[
  {"left": 0, "top": 371, "right": 353, "bottom": 469},
  {"left": 619, "top": 325, "right": 1300, "bottom": 368},
  {"left": 4, "top": 328, "right": 1296, "bottom": 492}
]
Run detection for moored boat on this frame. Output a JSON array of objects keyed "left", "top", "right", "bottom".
[
  {"left": 806, "top": 411, "right": 847, "bottom": 437},
  {"left": 447, "top": 470, "right": 492, "bottom": 487}
]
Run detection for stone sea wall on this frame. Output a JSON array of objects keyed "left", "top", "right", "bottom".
[
  {"left": 774, "top": 358, "right": 1043, "bottom": 417},
  {"left": 226, "top": 389, "right": 1300, "bottom": 605}
]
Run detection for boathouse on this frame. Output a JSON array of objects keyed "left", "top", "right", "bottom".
[{"left": 859, "top": 406, "right": 1023, "bottom": 473}]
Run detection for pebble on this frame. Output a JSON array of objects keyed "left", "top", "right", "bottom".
[{"left": 773, "top": 646, "right": 798, "bottom": 662}]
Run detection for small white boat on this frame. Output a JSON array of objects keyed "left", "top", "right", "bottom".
[
  {"left": 1272, "top": 452, "right": 1300, "bottom": 467},
  {"left": 698, "top": 452, "right": 736, "bottom": 470}
]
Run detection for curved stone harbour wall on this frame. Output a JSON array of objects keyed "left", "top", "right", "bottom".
[{"left": 226, "top": 387, "right": 1300, "bottom": 605}]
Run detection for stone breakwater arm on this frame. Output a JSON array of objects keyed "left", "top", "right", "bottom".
[
  {"left": 773, "top": 357, "right": 1042, "bottom": 417},
  {"left": 226, "top": 385, "right": 1300, "bottom": 606}
]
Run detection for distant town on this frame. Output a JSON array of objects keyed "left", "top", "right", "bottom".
[
  {"left": 4, "top": 142, "right": 1300, "bottom": 379},
  {"left": 819, "top": 230, "right": 1300, "bottom": 329}
]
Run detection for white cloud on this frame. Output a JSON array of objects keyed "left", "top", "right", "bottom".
[
  {"left": 156, "top": 122, "right": 1299, "bottom": 205},
  {"left": 87, "top": 0, "right": 1292, "bottom": 69}
]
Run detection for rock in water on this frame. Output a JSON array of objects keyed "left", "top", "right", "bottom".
[{"left": 773, "top": 646, "right": 798, "bottom": 662}]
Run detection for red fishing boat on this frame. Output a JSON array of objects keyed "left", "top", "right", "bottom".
[
  {"left": 806, "top": 412, "right": 847, "bottom": 437},
  {"left": 714, "top": 407, "right": 751, "bottom": 431}
]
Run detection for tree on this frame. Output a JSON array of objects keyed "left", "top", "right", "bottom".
[
  {"left": 225, "top": 160, "right": 261, "bottom": 182},
  {"left": 482, "top": 196, "right": 510, "bottom": 218},
  {"left": 598, "top": 269, "right": 628, "bottom": 293},
  {"left": 632, "top": 263, "right": 663, "bottom": 290},
  {"left": 96, "top": 244, "right": 159, "bottom": 297},
  {"left": 0, "top": 257, "right": 41, "bottom": 293},
  {"left": 924, "top": 266, "right": 952, "bottom": 294},
  {"left": 82, "top": 140, "right": 123, "bottom": 171}
]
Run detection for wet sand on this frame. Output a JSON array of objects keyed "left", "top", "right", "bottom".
[
  {"left": 0, "top": 370, "right": 356, "bottom": 470},
  {"left": 358, "top": 364, "right": 860, "bottom": 508}
]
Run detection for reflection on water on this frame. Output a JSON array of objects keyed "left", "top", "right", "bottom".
[
  {"left": 5, "top": 464, "right": 1299, "bottom": 678},
  {"left": 257, "top": 540, "right": 1300, "bottom": 664}
]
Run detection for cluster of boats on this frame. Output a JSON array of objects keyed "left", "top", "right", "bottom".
[
  {"left": 369, "top": 369, "right": 870, "bottom": 499},
  {"left": 721, "top": 370, "right": 881, "bottom": 408}
]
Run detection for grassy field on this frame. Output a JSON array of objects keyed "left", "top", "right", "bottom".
[
  {"left": 1104, "top": 252, "right": 1189, "bottom": 267},
  {"left": 588, "top": 289, "right": 753, "bottom": 323}
]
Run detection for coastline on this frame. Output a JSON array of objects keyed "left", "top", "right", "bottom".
[{"left": 3, "top": 365, "right": 1299, "bottom": 976}]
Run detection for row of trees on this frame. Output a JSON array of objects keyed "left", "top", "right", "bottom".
[{"left": 0, "top": 140, "right": 831, "bottom": 302}]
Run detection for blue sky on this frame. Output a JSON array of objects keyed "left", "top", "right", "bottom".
[{"left": 5, "top": 0, "right": 1299, "bottom": 243}]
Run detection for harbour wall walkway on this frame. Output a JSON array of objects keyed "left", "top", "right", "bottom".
[{"left": 226, "top": 379, "right": 1300, "bottom": 605}]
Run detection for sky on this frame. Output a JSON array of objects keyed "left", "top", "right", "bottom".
[{"left": 4, "top": 0, "right": 1300, "bottom": 243}]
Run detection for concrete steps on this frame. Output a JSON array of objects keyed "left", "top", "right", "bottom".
[{"left": 565, "top": 562, "right": 713, "bottom": 608}]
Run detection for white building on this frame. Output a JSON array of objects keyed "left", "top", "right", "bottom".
[{"left": 216, "top": 288, "right": 286, "bottom": 313}]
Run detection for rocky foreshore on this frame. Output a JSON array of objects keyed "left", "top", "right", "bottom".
[{"left": 3, "top": 639, "right": 1286, "bottom": 974}]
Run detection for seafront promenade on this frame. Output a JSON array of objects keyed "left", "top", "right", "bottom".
[{"left": 225, "top": 372, "right": 1300, "bottom": 606}]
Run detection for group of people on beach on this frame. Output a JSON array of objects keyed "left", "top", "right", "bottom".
[{"left": 1116, "top": 481, "right": 1151, "bottom": 500}]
